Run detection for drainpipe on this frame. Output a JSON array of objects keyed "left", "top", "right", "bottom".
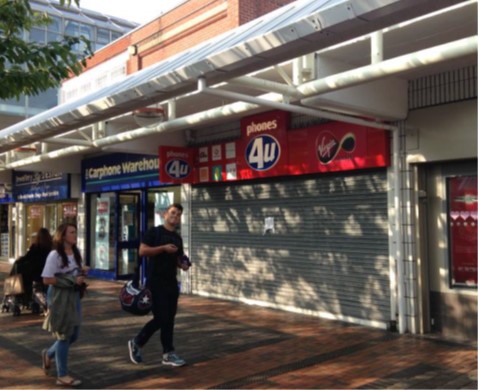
[{"left": 393, "top": 126, "right": 406, "bottom": 334}]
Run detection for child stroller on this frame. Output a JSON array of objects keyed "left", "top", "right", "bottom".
[{"left": 2, "top": 253, "right": 48, "bottom": 316}]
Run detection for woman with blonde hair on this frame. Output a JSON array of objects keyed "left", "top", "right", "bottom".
[{"left": 40, "top": 223, "right": 88, "bottom": 387}]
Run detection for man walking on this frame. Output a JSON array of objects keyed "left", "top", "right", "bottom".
[{"left": 128, "top": 203, "right": 190, "bottom": 366}]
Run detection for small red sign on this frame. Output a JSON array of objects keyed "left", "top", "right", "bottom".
[
  {"left": 288, "top": 122, "right": 390, "bottom": 173},
  {"left": 237, "top": 110, "right": 290, "bottom": 179},
  {"left": 159, "top": 146, "right": 195, "bottom": 184}
]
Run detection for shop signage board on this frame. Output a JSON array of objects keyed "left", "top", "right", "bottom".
[
  {"left": 236, "top": 110, "right": 290, "bottom": 180},
  {"left": 158, "top": 110, "right": 390, "bottom": 185},
  {"left": 287, "top": 122, "right": 390, "bottom": 173},
  {"left": 158, "top": 146, "right": 195, "bottom": 184},
  {"left": 12, "top": 171, "right": 70, "bottom": 202},
  {"left": 82, "top": 153, "right": 160, "bottom": 192}
]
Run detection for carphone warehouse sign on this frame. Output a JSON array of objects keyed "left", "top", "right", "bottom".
[{"left": 82, "top": 153, "right": 160, "bottom": 192}]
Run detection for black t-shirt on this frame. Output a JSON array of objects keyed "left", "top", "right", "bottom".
[{"left": 142, "top": 225, "right": 184, "bottom": 290}]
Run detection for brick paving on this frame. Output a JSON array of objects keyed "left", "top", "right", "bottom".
[{"left": 0, "top": 260, "right": 476, "bottom": 389}]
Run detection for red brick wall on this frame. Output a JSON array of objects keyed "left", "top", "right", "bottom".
[
  {"left": 235, "top": 0, "right": 296, "bottom": 25},
  {"left": 79, "top": 0, "right": 295, "bottom": 76}
]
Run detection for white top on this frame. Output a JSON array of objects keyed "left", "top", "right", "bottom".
[{"left": 42, "top": 250, "right": 81, "bottom": 277}]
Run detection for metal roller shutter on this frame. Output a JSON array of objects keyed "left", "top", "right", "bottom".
[{"left": 191, "top": 169, "right": 390, "bottom": 322}]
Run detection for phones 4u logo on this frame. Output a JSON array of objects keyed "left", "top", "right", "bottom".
[
  {"left": 317, "top": 131, "right": 355, "bottom": 164},
  {"left": 166, "top": 159, "right": 190, "bottom": 179},
  {"left": 246, "top": 134, "right": 281, "bottom": 171}
]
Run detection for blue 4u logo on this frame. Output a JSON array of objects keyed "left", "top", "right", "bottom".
[
  {"left": 165, "top": 159, "right": 190, "bottom": 179},
  {"left": 246, "top": 134, "right": 281, "bottom": 171}
]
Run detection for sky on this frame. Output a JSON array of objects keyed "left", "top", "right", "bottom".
[{"left": 79, "top": 0, "right": 185, "bottom": 24}]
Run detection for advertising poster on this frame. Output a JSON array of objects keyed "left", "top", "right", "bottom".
[
  {"left": 96, "top": 198, "right": 110, "bottom": 270},
  {"left": 448, "top": 175, "right": 477, "bottom": 285}
]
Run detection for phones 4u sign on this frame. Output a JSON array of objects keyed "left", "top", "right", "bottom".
[
  {"left": 159, "top": 110, "right": 390, "bottom": 184},
  {"left": 158, "top": 146, "right": 195, "bottom": 184}
]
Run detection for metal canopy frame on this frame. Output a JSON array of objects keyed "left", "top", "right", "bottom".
[{"left": 0, "top": 0, "right": 470, "bottom": 166}]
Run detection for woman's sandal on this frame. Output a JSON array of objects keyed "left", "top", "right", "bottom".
[
  {"left": 56, "top": 376, "right": 82, "bottom": 387},
  {"left": 41, "top": 349, "right": 51, "bottom": 375}
]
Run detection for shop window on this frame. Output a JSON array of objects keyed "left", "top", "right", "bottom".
[
  {"left": 118, "top": 193, "right": 140, "bottom": 276},
  {"left": 447, "top": 175, "right": 477, "bottom": 287},
  {"left": 26, "top": 205, "right": 44, "bottom": 249},
  {"left": 61, "top": 202, "right": 78, "bottom": 225},
  {"left": 45, "top": 204, "right": 57, "bottom": 234},
  {"left": 89, "top": 193, "right": 116, "bottom": 271},
  {"left": 0, "top": 205, "right": 9, "bottom": 258},
  {"left": 147, "top": 188, "right": 181, "bottom": 229}
]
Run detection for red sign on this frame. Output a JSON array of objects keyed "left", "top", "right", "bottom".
[
  {"left": 288, "top": 122, "right": 390, "bottom": 174},
  {"left": 449, "top": 175, "right": 477, "bottom": 285},
  {"left": 159, "top": 146, "right": 195, "bottom": 184},
  {"left": 236, "top": 110, "right": 290, "bottom": 180},
  {"left": 160, "top": 111, "right": 390, "bottom": 184}
]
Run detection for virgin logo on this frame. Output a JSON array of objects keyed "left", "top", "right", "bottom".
[
  {"left": 317, "top": 131, "right": 356, "bottom": 164},
  {"left": 317, "top": 132, "right": 339, "bottom": 164}
]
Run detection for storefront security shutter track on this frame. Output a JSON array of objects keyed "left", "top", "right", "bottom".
[{"left": 191, "top": 169, "right": 390, "bottom": 322}]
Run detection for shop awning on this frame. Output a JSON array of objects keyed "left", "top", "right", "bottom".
[{"left": 0, "top": 0, "right": 466, "bottom": 154}]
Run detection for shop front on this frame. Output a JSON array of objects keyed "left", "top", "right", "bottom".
[
  {"left": 82, "top": 153, "right": 181, "bottom": 280},
  {"left": 0, "top": 184, "right": 14, "bottom": 260},
  {"left": 163, "top": 110, "right": 393, "bottom": 329},
  {"left": 408, "top": 99, "right": 477, "bottom": 342},
  {"left": 12, "top": 171, "right": 77, "bottom": 256}
]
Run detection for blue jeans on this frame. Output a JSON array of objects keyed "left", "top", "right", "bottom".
[{"left": 46, "top": 286, "right": 81, "bottom": 377}]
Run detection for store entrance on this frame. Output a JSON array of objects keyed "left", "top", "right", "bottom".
[
  {"left": 117, "top": 192, "right": 140, "bottom": 279},
  {"left": 88, "top": 186, "right": 181, "bottom": 281}
]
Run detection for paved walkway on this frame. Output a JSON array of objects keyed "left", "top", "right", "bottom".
[{"left": 0, "top": 261, "right": 476, "bottom": 389}]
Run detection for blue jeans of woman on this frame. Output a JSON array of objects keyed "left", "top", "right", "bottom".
[
  {"left": 135, "top": 285, "right": 179, "bottom": 354},
  {"left": 46, "top": 287, "right": 81, "bottom": 377}
]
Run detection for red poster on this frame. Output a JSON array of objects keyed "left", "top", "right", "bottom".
[
  {"left": 449, "top": 176, "right": 477, "bottom": 285},
  {"left": 237, "top": 110, "right": 290, "bottom": 180},
  {"left": 288, "top": 122, "right": 390, "bottom": 173},
  {"left": 159, "top": 146, "right": 195, "bottom": 184}
]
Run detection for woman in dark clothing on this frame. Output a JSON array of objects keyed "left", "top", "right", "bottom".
[
  {"left": 28, "top": 227, "right": 54, "bottom": 283},
  {"left": 10, "top": 227, "right": 53, "bottom": 299}
]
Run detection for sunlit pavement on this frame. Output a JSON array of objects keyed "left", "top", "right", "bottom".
[{"left": 0, "top": 260, "right": 476, "bottom": 389}]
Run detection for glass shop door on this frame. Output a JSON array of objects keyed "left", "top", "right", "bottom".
[{"left": 117, "top": 192, "right": 140, "bottom": 279}]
